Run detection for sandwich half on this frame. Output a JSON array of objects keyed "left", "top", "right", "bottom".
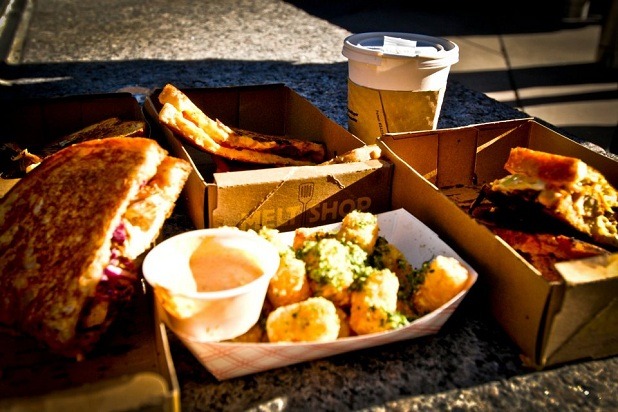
[
  {"left": 0, "top": 137, "right": 191, "bottom": 359},
  {"left": 157, "top": 83, "right": 326, "bottom": 166},
  {"left": 477, "top": 147, "right": 618, "bottom": 248}
]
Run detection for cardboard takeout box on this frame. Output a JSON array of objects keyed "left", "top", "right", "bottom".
[
  {"left": 144, "top": 84, "right": 393, "bottom": 231},
  {"left": 0, "top": 93, "right": 150, "bottom": 197},
  {"left": 377, "top": 118, "right": 618, "bottom": 369},
  {"left": 0, "top": 93, "right": 179, "bottom": 411}
]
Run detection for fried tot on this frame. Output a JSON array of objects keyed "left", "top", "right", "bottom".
[
  {"left": 349, "top": 268, "right": 406, "bottom": 335},
  {"left": 292, "top": 226, "right": 333, "bottom": 251},
  {"left": 413, "top": 255, "right": 469, "bottom": 315},
  {"left": 299, "top": 237, "right": 368, "bottom": 307},
  {"left": 266, "top": 297, "right": 340, "bottom": 343},
  {"left": 336, "top": 210, "right": 379, "bottom": 254},
  {"left": 267, "top": 249, "right": 312, "bottom": 308}
]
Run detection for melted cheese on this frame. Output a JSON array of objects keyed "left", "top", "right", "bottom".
[{"left": 491, "top": 174, "right": 546, "bottom": 192}]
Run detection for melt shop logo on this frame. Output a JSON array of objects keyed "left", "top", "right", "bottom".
[{"left": 238, "top": 182, "right": 372, "bottom": 230}]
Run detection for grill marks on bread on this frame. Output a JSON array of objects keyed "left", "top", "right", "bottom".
[{"left": 0, "top": 137, "right": 190, "bottom": 358}]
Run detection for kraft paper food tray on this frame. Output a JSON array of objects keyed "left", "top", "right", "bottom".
[
  {"left": 0, "top": 286, "right": 180, "bottom": 412},
  {"left": 0, "top": 93, "right": 148, "bottom": 197},
  {"left": 144, "top": 84, "right": 393, "bottom": 232},
  {"left": 0, "top": 92, "right": 148, "bottom": 146},
  {"left": 377, "top": 118, "right": 618, "bottom": 368},
  {"left": 162, "top": 208, "right": 478, "bottom": 380}
]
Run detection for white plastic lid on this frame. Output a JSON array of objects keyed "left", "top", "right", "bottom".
[{"left": 342, "top": 32, "right": 459, "bottom": 68}]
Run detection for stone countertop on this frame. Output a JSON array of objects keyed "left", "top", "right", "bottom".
[{"left": 1, "top": 1, "right": 617, "bottom": 410}]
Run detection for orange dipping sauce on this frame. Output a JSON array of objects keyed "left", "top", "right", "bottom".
[{"left": 189, "top": 237, "right": 264, "bottom": 292}]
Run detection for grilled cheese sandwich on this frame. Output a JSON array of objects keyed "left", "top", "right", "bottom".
[
  {"left": 0, "top": 137, "right": 190, "bottom": 359},
  {"left": 486, "top": 147, "right": 618, "bottom": 248}
]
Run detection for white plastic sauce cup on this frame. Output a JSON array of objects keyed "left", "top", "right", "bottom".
[
  {"left": 342, "top": 32, "right": 459, "bottom": 143},
  {"left": 142, "top": 227, "right": 280, "bottom": 342}
]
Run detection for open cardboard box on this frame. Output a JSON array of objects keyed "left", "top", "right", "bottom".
[
  {"left": 0, "top": 93, "right": 150, "bottom": 197},
  {"left": 144, "top": 84, "right": 393, "bottom": 231},
  {"left": 377, "top": 118, "right": 618, "bottom": 369},
  {"left": 0, "top": 94, "right": 179, "bottom": 411}
]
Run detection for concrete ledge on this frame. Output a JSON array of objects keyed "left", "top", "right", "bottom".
[{"left": 0, "top": 0, "right": 30, "bottom": 63}]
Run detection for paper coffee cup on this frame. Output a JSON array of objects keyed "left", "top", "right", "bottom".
[{"left": 342, "top": 32, "right": 459, "bottom": 143}]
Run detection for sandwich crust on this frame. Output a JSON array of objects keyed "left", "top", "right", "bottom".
[
  {"left": 504, "top": 147, "right": 587, "bottom": 187},
  {"left": 159, "top": 102, "right": 315, "bottom": 166},
  {"left": 0, "top": 137, "right": 190, "bottom": 358},
  {"left": 158, "top": 83, "right": 326, "bottom": 165}
]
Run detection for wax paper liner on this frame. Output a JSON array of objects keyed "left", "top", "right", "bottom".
[{"left": 168, "top": 208, "right": 478, "bottom": 380}]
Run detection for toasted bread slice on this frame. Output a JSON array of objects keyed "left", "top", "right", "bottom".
[
  {"left": 122, "top": 155, "right": 192, "bottom": 259},
  {"left": 37, "top": 117, "right": 147, "bottom": 157},
  {"left": 0, "top": 137, "right": 190, "bottom": 358},
  {"left": 159, "top": 102, "right": 314, "bottom": 166},
  {"left": 1, "top": 118, "right": 148, "bottom": 179},
  {"left": 158, "top": 83, "right": 325, "bottom": 163},
  {"left": 320, "top": 144, "right": 381, "bottom": 165},
  {"left": 229, "top": 127, "right": 325, "bottom": 163},
  {"left": 491, "top": 228, "right": 609, "bottom": 282},
  {"left": 504, "top": 147, "right": 587, "bottom": 187}
]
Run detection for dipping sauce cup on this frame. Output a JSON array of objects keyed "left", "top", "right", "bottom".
[{"left": 142, "top": 227, "right": 280, "bottom": 342}]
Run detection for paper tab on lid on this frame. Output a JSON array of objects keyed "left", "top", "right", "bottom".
[
  {"left": 383, "top": 36, "right": 442, "bottom": 57},
  {"left": 383, "top": 36, "right": 417, "bottom": 56}
]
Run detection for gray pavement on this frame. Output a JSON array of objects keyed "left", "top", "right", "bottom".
[{"left": 2, "top": 0, "right": 616, "bottom": 153}]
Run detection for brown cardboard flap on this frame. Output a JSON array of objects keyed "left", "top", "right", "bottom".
[
  {"left": 541, "top": 254, "right": 618, "bottom": 362},
  {"left": 383, "top": 133, "right": 439, "bottom": 181},
  {"left": 436, "top": 129, "right": 477, "bottom": 187},
  {"left": 379, "top": 118, "right": 618, "bottom": 369},
  {"left": 1, "top": 93, "right": 146, "bottom": 146},
  {"left": 542, "top": 275, "right": 618, "bottom": 364},
  {"left": 212, "top": 159, "right": 392, "bottom": 231},
  {"left": 544, "top": 297, "right": 618, "bottom": 367},
  {"left": 145, "top": 84, "right": 391, "bottom": 231}
]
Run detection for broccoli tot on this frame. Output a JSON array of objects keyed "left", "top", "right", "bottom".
[
  {"left": 298, "top": 237, "right": 368, "bottom": 307},
  {"left": 413, "top": 255, "right": 469, "bottom": 315},
  {"left": 266, "top": 296, "right": 340, "bottom": 343},
  {"left": 349, "top": 268, "right": 408, "bottom": 335},
  {"left": 292, "top": 226, "right": 333, "bottom": 251},
  {"left": 336, "top": 210, "right": 379, "bottom": 254},
  {"left": 371, "top": 236, "right": 414, "bottom": 285}
]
